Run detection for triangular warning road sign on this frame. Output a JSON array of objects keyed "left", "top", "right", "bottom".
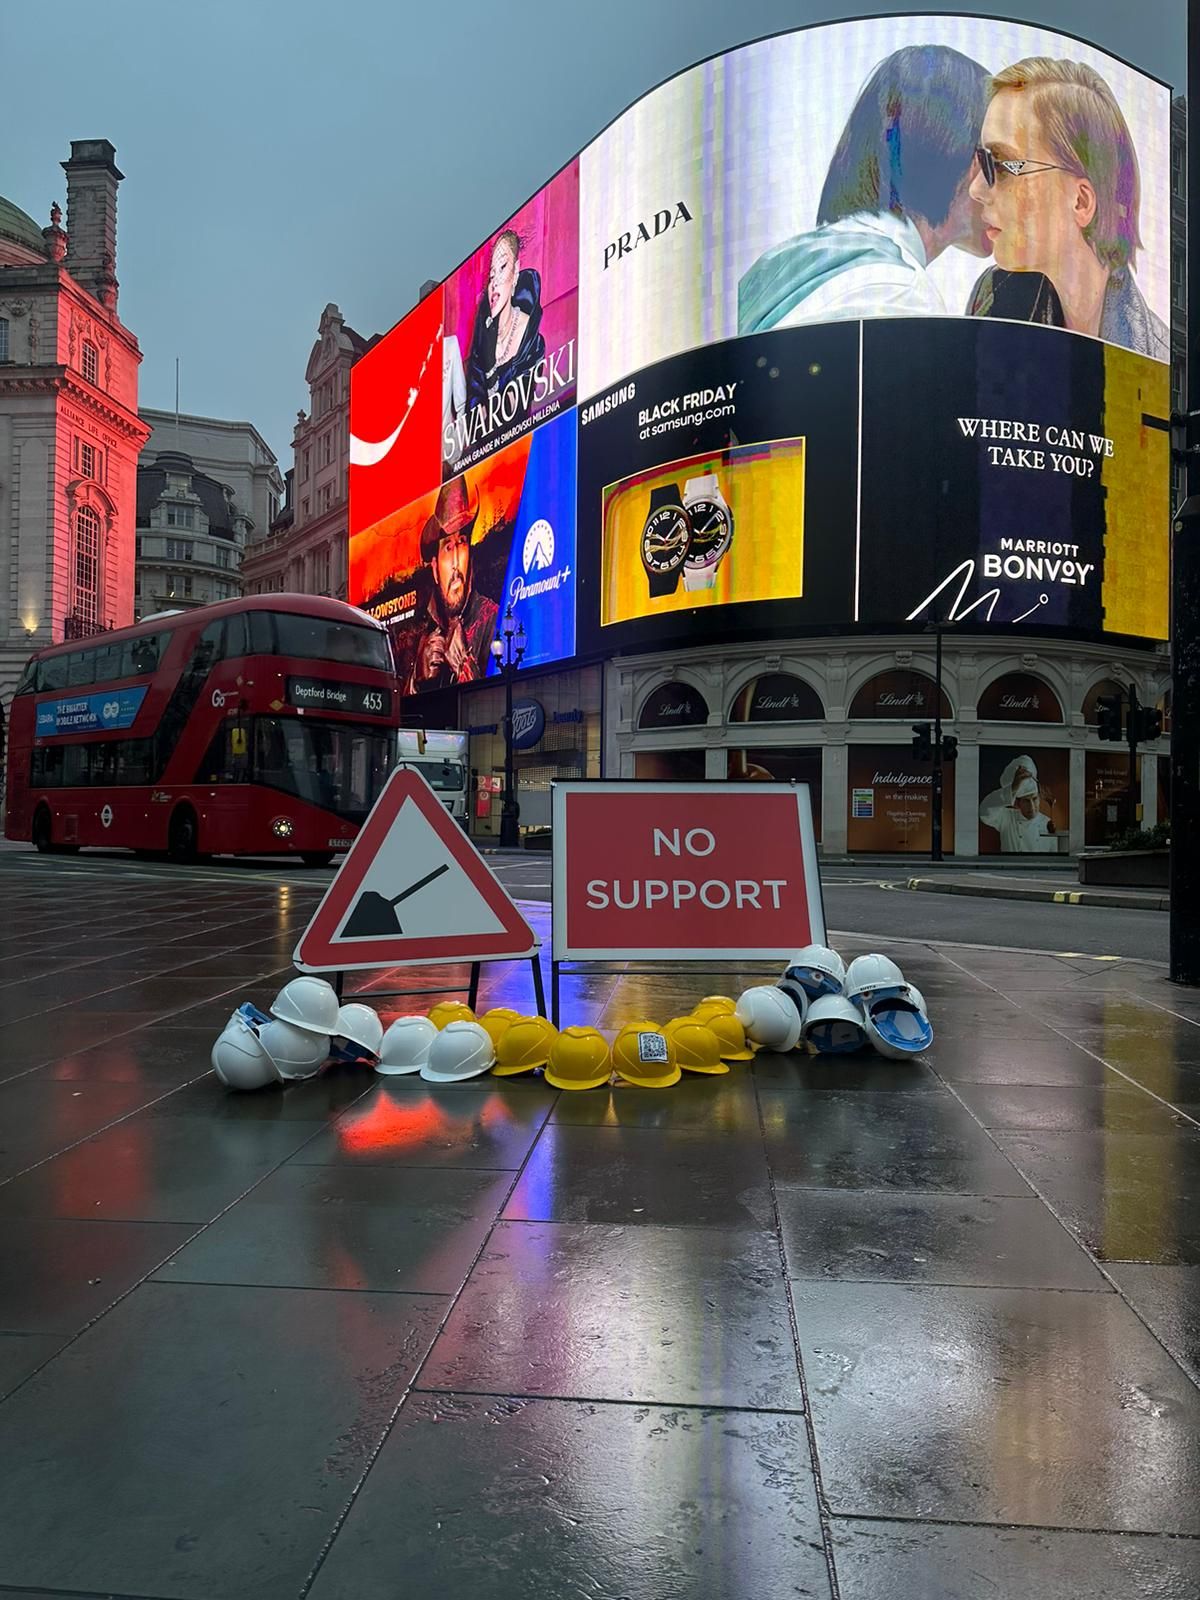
[{"left": 294, "top": 767, "right": 536, "bottom": 972}]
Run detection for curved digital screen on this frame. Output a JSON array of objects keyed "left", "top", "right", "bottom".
[{"left": 350, "top": 14, "right": 1171, "bottom": 688}]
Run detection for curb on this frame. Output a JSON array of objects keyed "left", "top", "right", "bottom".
[{"left": 904, "top": 877, "right": 1169, "bottom": 912}]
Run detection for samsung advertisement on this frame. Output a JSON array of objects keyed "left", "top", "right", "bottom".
[{"left": 349, "top": 14, "right": 1171, "bottom": 690}]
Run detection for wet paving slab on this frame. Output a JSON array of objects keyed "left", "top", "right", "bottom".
[{"left": 0, "top": 856, "right": 1199, "bottom": 1596}]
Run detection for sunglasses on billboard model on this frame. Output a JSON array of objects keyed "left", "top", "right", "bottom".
[{"left": 974, "top": 146, "right": 1073, "bottom": 187}]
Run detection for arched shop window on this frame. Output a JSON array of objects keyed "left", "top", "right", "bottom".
[
  {"left": 1082, "top": 678, "right": 1127, "bottom": 725},
  {"left": 637, "top": 681, "right": 709, "bottom": 730},
  {"left": 977, "top": 672, "right": 1063, "bottom": 723},
  {"left": 849, "top": 669, "right": 951, "bottom": 721},
  {"left": 729, "top": 672, "right": 823, "bottom": 723}
]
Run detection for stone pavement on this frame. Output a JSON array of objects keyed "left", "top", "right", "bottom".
[{"left": 0, "top": 863, "right": 1198, "bottom": 1598}]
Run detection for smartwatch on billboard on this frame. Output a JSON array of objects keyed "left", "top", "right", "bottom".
[
  {"left": 641, "top": 483, "right": 691, "bottom": 598},
  {"left": 681, "top": 474, "right": 733, "bottom": 591}
]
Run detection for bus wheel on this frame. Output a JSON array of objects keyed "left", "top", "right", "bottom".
[
  {"left": 300, "top": 851, "right": 335, "bottom": 868},
  {"left": 32, "top": 806, "right": 53, "bottom": 854},
  {"left": 167, "top": 806, "right": 201, "bottom": 864}
]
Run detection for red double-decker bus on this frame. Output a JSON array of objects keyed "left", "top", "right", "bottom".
[{"left": 3, "top": 595, "right": 399, "bottom": 864}]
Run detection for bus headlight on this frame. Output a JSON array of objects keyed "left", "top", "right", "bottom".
[{"left": 271, "top": 816, "right": 295, "bottom": 839}]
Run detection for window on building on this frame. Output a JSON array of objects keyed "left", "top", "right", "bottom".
[
  {"left": 81, "top": 340, "right": 99, "bottom": 386},
  {"left": 322, "top": 431, "right": 332, "bottom": 466},
  {"left": 319, "top": 484, "right": 332, "bottom": 513},
  {"left": 302, "top": 449, "right": 310, "bottom": 480},
  {"left": 301, "top": 497, "right": 310, "bottom": 519},
  {"left": 166, "top": 504, "right": 195, "bottom": 529},
  {"left": 315, "top": 546, "right": 331, "bottom": 593},
  {"left": 79, "top": 441, "right": 96, "bottom": 480},
  {"left": 73, "top": 505, "right": 101, "bottom": 626},
  {"left": 0, "top": 318, "right": 9, "bottom": 362},
  {"left": 165, "top": 538, "right": 192, "bottom": 561},
  {"left": 135, "top": 536, "right": 143, "bottom": 558}
]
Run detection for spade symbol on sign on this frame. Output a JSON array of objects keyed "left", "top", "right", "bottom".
[{"left": 343, "top": 863, "right": 450, "bottom": 937}]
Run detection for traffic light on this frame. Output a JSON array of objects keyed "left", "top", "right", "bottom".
[
  {"left": 1135, "top": 706, "right": 1163, "bottom": 743},
  {"left": 941, "top": 734, "right": 959, "bottom": 763},
  {"left": 912, "top": 722, "right": 933, "bottom": 761},
  {"left": 1096, "top": 692, "right": 1124, "bottom": 742}
]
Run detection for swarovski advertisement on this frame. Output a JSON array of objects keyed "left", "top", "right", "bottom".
[
  {"left": 576, "top": 323, "right": 859, "bottom": 653},
  {"left": 578, "top": 14, "right": 1169, "bottom": 397},
  {"left": 442, "top": 161, "right": 579, "bottom": 480},
  {"left": 348, "top": 410, "right": 576, "bottom": 694},
  {"left": 857, "top": 318, "right": 1169, "bottom": 639}
]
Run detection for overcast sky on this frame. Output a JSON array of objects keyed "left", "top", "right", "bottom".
[{"left": 1, "top": 0, "right": 1186, "bottom": 470}]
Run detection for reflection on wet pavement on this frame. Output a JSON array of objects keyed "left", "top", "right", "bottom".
[{"left": 0, "top": 862, "right": 1197, "bottom": 1595}]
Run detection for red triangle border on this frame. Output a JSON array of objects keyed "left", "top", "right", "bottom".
[{"left": 294, "top": 768, "right": 537, "bottom": 971}]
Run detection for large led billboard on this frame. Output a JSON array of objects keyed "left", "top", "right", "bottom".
[{"left": 350, "top": 14, "right": 1172, "bottom": 686}]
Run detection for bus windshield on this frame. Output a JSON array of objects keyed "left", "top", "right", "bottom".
[{"left": 251, "top": 716, "right": 393, "bottom": 821}]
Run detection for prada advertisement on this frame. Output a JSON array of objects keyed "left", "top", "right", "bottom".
[
  {"left": 857, "top": 318, "right": 1169, "bottom": 641},
  {"left": 575, "top": 322, "right": 859, "bottom": 656}
]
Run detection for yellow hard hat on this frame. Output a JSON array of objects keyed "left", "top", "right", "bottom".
[
  {"left": 612, "top": 1025, "right": 680, "bottom": 1088},
  {"left": 429, "top": 1000, "right": 475, "bottom": 1030},
  {"left": 664, "top": 1017, "right": 728, "bottom": 1074},
  {"left": 693, "top": 995, "right": 736, "bottom": 1024},
  {"left": 477, "top": 1007, "right": 521, "bottom": 1048},
  {"left": 544, "top": 1026, "right": 613, "bottom": 1091},
  {"left": 706, "top": 1011, "right": 756, "bottom": 1062},
  {"left": 493, "top": 1015, "right": 558, "bottom": 1075}
]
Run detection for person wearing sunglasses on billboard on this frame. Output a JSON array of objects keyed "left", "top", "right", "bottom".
[
  {"left": 966, "top": 58, "right": 1167, "bottom": 360},
  {"left": 738, "top": 45, "right": 992, "bottom": 334}
]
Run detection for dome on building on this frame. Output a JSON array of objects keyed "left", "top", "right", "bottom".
[
  {"left": 0, "top": 194, "right": 45, "bottom": 256},
  {"left": 136, "top": 452, "right": 244, "bottom": 540}
]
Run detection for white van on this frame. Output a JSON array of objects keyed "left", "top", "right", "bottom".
[{"left": 395, "top": 729, "right": 468, "bottom": 824}]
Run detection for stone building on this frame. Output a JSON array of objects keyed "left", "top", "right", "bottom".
[
  {"left": 134, "top": 450, "right": 252, "bottom": 617},
  {"left": 0, "top": 140, "right": 150, "bottom": 707},
  {"left": 139, "top": 409, "right": 282, "bottom": 553},
  {"left": 241, "top": 304, "right": 375, "bottom": 600}
]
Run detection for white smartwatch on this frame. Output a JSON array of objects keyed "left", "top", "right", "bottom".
[{"left": 681, "top": 474, "right": 734, "bottom": 590}]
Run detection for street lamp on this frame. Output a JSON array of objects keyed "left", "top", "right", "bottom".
[{"left": 490, "top": 606, "right": 526, "bottom": 848}]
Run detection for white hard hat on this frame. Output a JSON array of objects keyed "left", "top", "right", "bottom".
[
  {"left": 333, "top": 1002, "right": 384, "bottom": 1058},
  {"left": 783, "top": 945, "right": 846, "bottom": 999},
  {"left": 377, "top": 1015, "right": 438, "bottom": 1076},
  {"left": 776, "top": 976, "right": 810, "bottom": 1028},
  {"left": 860, "top": 984, "right": 934, "bottom": 1060},
  {"left": 421, "top": 1019, "right": 496, "bottom": 1083},
  {"left": 735, "top": 985, "right": 801, "bottom": 1052},
  {"left": 270, "top": 976, "right": 340, "bottom": 1036},
  {"left": 844, "top": 954, "right": 907, "bottom": 1003},
  {"left": 259, "top": 1017, "right": 330, "bottom": 1082},
  {"left": 212, "top": 1014, "right": 277, "bottom": 1091},
  {"left": 803, "top": 995, "right": 868, "bottom": 1055}
]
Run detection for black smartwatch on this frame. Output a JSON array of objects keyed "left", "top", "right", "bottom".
[{"left": 641, "top": 483, "right": 691, "bottom": 598}]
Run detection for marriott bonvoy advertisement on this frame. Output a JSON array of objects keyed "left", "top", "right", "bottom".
[{"left": 350, "top": 15, "right": 1171, "bottom": 683}]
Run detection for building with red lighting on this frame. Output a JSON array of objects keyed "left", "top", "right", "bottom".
[{"left": 0, "top": 140, "right": 150, "bottom": 711}]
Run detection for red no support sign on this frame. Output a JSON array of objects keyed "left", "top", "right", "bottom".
[{"left": 551, "top": 782, "right": 825, "bottom": 960}]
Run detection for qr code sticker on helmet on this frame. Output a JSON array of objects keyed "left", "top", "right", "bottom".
[{"left": 637, "top": 1031, "right": 668, "bottom": 1064}]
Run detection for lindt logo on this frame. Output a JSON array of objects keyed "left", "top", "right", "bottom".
[
  {"left": 878, "top": 692, "right": 922, "bottom": 707},
  {"left": 1000, "top": 694, "right": 1038, "bottom": 709}
]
